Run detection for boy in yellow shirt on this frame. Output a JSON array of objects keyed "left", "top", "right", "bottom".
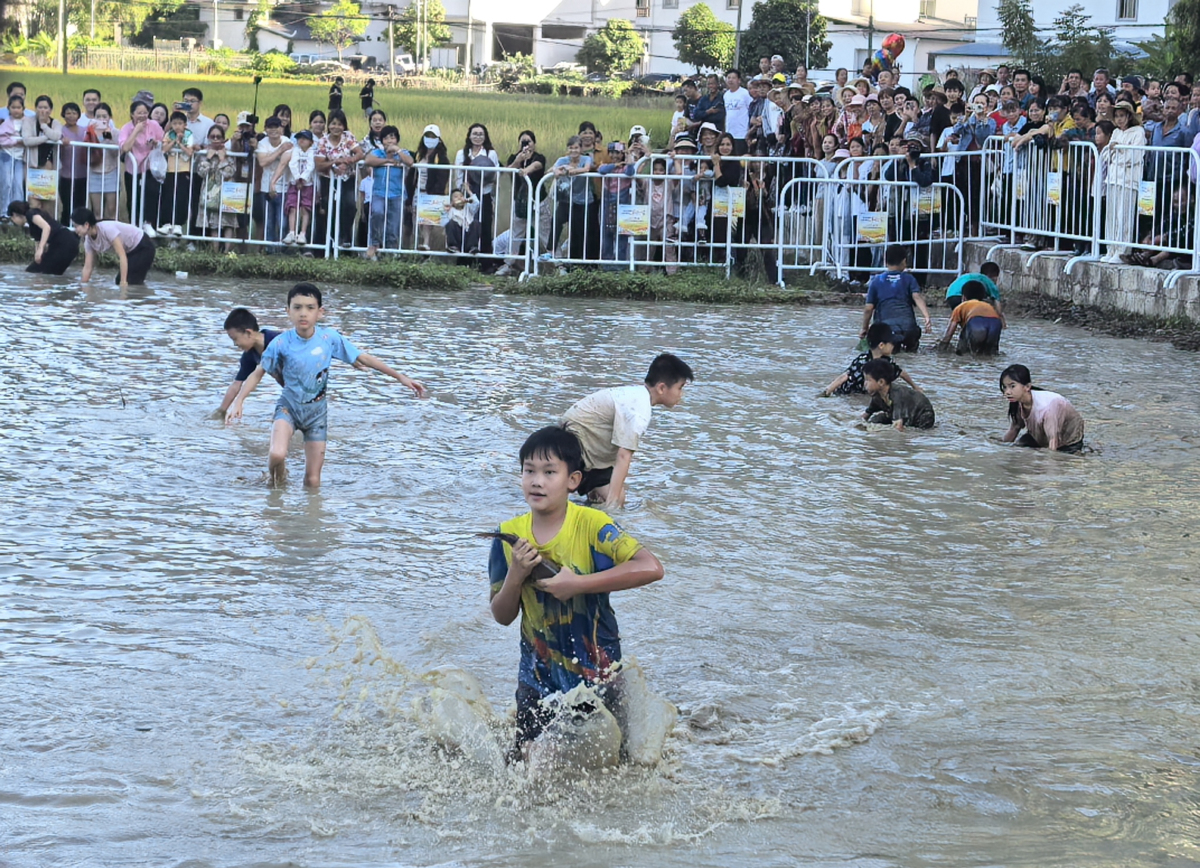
[{"left": 488, "top": 426, "right": 664, "bottom": 763}]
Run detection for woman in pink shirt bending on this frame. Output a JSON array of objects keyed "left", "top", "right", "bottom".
[{"left": 1000, "top": 364, "right": 1085, "bottom": 453}]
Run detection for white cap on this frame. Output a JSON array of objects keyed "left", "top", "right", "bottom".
[
  {"left": 629, "top": 124, "right": 647, "bottom": 139},
  {"left": 423, "top": 123, "right": 441, "bottom": 137},
  {"left": 236, "top": 110, "right": 252, "bottom": 126}
]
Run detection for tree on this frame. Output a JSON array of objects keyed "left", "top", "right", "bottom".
[
  {"left": 245, "top": 0, "right": 272, "bottom": 52},
  {"left": 128, "top": 3, "right": 206, "bottom": 48},
  {"left": 998, "top": 0, "right": 1130, "bottom": 83},
  {"left": 388, "top": 0, "right": 452, "bottom": 58},
  {"left": 1167, "top": 0, "right": 1200, "bottom": 77},
  {"left": 672, "top": 3, "right": 735, "bottom": 72},
  {"left": 22, "top": 0, "right": 183, "bottom": 45},
  {"left": 577, "top": 18, "right": 644, "bottom": 75},
  {"left": 738, "top": 0, "right": 829, "bottom": 72},
  {"left": 309, "top": 0, "right": 367, "bottom": 61}
]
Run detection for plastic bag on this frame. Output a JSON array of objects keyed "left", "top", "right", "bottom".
[{"left": 148, "top": 148, "right": 167, "bottom": 183}]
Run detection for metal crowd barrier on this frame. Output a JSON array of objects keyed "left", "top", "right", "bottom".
[
  {"left": 6, "top": 141, "right": 1200, "bottom": 290},
  {"left": 328, "top": 163, "right": 534, "bottom": 272}
]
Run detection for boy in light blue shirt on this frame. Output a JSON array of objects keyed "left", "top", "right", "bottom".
[
  {"left": 363, "top": 125, "right": 413, "bottom": 259},
  {"left": 225, "top": 282, "right": 427, "bottom": 487}
]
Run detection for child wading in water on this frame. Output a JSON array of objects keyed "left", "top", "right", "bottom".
[
  {"left": 819, "top": 322, "right": 921, "bottom": 397},
  {"left": 938, "top": 280, "right": 1004, "bottom": 355},
  {"left": 1000, "top": 364, "right": 1085, "bottom": 452},
  {"left": 225, "top": 282, "right": 427, "bottom": 487},
  {"left": 862, "top": 358, "right": 936, "bottom": 430},
  {"left": 488, "top": 426, "right": 664, "bottom": 764}
]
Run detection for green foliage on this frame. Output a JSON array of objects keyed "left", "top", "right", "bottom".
[
  {"left": 1132, "top": 33, "right": 1178, "bottom": 82},
  {"left": 308, "top": 0, "right": 368, "bottom": 61},
  {"left": 739, "top": 0, "right": 830, "bottom": 72},
  {"left": 997, "top": 0, "right": 1037, "bottom": 64},
  {"left": 504, "top": 269, "right": 823, "bottom": 302},
  {"left": 25, "top": 0, "right": 185, "bottom": 46},
  {"left": 252, "top": 49, "right": 298, "bottom": 75},
  {"left": 671, "top": 3, "right": 735, "bottom": 73},
  {"left": 128, "top": 3, "right": 206, "bottom": 48},
  {"left": 999, "top": 1, "right": 1131, "bottom": 82},
  {"left": 576, "top": 19, "right": 645, "bottom": 76},
  {"left": 245, "top": 0, "right": 272, "bottom": 52},
  {"left": 1167, "top": 0, "right": 1200, "bottom": 77},
  {"left": 28, "top": 31, "right": 58, "bottom": 58},
  {"left": 389, "top": 0, "right": 453, "bottom": 58}
]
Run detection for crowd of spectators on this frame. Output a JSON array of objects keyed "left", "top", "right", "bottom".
[{"left": 3, "top": 60, "right": 1199, "bottom": 273}]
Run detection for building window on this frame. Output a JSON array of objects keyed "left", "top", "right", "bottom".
[
  {"left": 234, "top": 7, "right": 243, "bottom": 19},
  {"left": 636, "top": 0, "right": 650, "bottom": 15},
  {"left": 1117, "top": 0, "right": 1137, "bottom": 18},
  {"left": 663, "top": 0, "right": 678, "bottom": 8},
  {"left": 919, "top": 0, "right": 936, "bottom": 16},
  {"left": 727, "top": 0, "right": 739, "bottom": 8}
]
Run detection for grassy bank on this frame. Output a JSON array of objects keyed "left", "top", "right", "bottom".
[
  {"left": 2, "top": 68, "right": 673, "bottom": 152},
  {"left": 0, "top": 231, "right": 832, "bottom": 302}
]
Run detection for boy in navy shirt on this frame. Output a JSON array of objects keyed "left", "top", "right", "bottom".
[
  {"left": 218, "top": 308, "right": 281, "bottom": 415},
  {"left": 225, "top": 283, "right": 427, "bottom": 487},
  {"left": 861, "top": 245, "right": 932, "bottom": 351},
  {"left": 819, "top": 322, "right": 921, "bottom": 397}
]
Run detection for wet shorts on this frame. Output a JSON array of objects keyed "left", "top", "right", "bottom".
[
  {"left": 512, "top": 677, "right": 625, "bottom": 760},
  {"left": 575, "top": 466, "right": 613, "bottom": 496},
  {"left": 274, "top": 396, "right": 328, "bottom": 442}
]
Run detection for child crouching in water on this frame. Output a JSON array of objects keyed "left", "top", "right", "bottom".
[
  {"left": 488, "top": 426, "right": 664, "bottom": 764},
  {"left": 862, "top": 358, "right": 935, "bottom": 430},
  {"left": 1000, "top": 364, "right": 1085, "bottom": 452},
  {"left": 938, "top": 280, "right": 1004, "bottom": 355},
  {"left": 819, "top": 322, "right": 922, "bottom": 397}
]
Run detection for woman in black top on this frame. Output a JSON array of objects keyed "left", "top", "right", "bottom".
[
  {"left": 504, "top": 130, "right": 546, "bottom": 271},
  {"left": 328, "top": 77, "right": 343, "bottom": 112},
  {"left": 7, "top": 200, "right": 80, "bottom": 274},
  {"left": 709, "top": 132, "right": 744, "bottom": 265},
  {"left": 360, "top": 79, "right": 376, "bottom": 118}
]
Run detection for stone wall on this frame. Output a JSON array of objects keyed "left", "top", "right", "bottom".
[{"left": 964, "top": 242, "right": 1200, "bottom": 324}]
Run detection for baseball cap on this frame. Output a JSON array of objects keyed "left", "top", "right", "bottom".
[
  {"left": 849, "top": 95, "right": 867, "bottom": 106},
  {"left": 629, "top": 124, "right": 648, "bottom": 139},
  {"left": 672, "top": 133, "right": 697, "bottom": 149},
  {"left": 236, "top": 110, "right": 252, "bottom": 126},
  {"left": 423, "top": 123, "right": 441, "bottom": 137},
  {"left": 833, "top": 148, "right": 851, "bottom": 158},
  {"left": 295, "top": 129, "right": 314, "bottom": 141}
]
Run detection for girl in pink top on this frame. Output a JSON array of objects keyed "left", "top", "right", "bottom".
[
  {"left": 119, "top": 99, "right": 165, "bottom": 233},
  {"left": 1000, "top": 364, "right": 1085, "bottom": 453}
]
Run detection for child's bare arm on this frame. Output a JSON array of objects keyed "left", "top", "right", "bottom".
[
  {"left": 819, "top": 371, "right": 849, "bottom": 396},
  {"left": 603, "top": 447, "right": 635, "bottom": 509},
  {"left": 899, "top": 369, "right": 921, "bottom": 391},
  {"left": 491, "top": 538, "right": 541, "bottom": 625},
  {"left": 535, "top": 548, "right": 663, "bottom": 602},
  {"left": 353, "top": 352, "right": 428, "bottom": 398},
  {"left": 225, "top": 366, "right": 266, "bottom": 423}
]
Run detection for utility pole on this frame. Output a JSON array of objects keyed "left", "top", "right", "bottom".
[
  {"left": 212, "top": 0, "right": 220, "bottom": 48},
  {"left": 90, "top": 0, "right": 96, "bottom": 39},
  {"left": 388, "top": 4, "right": 396, "bottom": 85},
  {"left": 867, "top": 0, "right": 874, "bottom": 53},
  {"left": 804, "top": 2, "right": 810, "bottom": 69},
  {"left": 58, "top": 0, "right": 67, "bottom": 74},
  {"left": 464, "top": 0, "right": 472, "bottom": 73},
  {"left": 734, "top": 0, "right": 743, "bottom": 69},
  {"left": 416, "top": 0, "right": 422, "bottom": 69}
]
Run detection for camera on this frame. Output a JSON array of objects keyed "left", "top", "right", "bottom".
[
  {"left": 254, "top": 75, "right": 263, "bottom": 85},
  {"left": 247, "top": 114, "right": 260, "bottom": 125}
]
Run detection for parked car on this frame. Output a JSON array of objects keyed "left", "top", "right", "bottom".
[
  {"left": 393, "top": 53, "right": 417, "bottom": 75},
  {"left": 549, "top": 61, "right": 588, "bottom": 76},
  {"left": 636, "top": 72, "right": 683, "bottom": 89},
  {"left": 307, "top": 59, "right": 354, "bottom": 74}
]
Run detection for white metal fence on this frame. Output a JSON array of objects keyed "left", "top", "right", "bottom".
[{"left": 5, "top": 140, "right": 1199, "bottom": 287}]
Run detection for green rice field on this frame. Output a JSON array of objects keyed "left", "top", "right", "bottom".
[{"left": 3, "top": 69, "right": 674, "bottom": 154}]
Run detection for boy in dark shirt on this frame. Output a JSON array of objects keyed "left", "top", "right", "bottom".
[
  {"left": 217, "top": 307, "right": 281, "bottom": 415},
  {"left": 819, "top": 323, "right": 921, "bottom": 396},
  {"left": 861, "top": 244, "right": 932, "bottom": 351},
  {"left": 862, "top": 358, "right": 936, "bottom": 430}
]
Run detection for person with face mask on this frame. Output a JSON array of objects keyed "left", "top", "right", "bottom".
[{"left": 413, "top": 124, "right": 452, "bottom": 252}]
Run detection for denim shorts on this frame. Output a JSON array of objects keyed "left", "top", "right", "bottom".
[{"left": 274, "top": 397, "right": 328, "bottom": 442}]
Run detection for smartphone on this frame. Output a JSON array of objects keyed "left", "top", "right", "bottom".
[{"left": 174, "top": 101, "right": 190, "bottom": 111}]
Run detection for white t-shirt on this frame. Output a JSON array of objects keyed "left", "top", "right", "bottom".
[
  {"left": 724, "top": 86, "right": 753, "bottom": 137},
  {"left": 188, "top": 114, "right": 215, "bottom": 144},
  {"left": 256, "top": 137, "right": 291, "bottom": 192},
  {"left": 561, "top": 385, "right": 654, "bottom": 469}
]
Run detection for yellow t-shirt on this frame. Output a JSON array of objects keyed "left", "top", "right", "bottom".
[{"left": 488, "top": 502, "right": 642, "bottom": 695}]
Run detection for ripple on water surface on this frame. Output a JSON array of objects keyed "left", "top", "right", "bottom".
[{"left": 2, "top": 267, "right": 1200, "bottom": 867}]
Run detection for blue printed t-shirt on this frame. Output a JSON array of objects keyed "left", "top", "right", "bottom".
[
  {"left": 945, "top": 273, "right": 999, "bottom": 301},
  {"left": 259, "top": 325, "right": 360, "bottom": 406},
  {"left": 488, "top": 503, "right": 643, "bottom": 697},
  {"left": 370, "top": 148, "right": 409, "bottom": 199},
  {"left": 866, "top": 270, "right": 921, "bottom": 330},
  {"left": 235, "top": 328, "right": 281, "bottom": 382}
]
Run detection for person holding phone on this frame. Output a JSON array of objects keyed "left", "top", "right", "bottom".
[{"left": 85, "top": 101, "right": 121, "bottom": 220}]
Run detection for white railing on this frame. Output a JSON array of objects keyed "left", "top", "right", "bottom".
[{"left": 6, "top": 143, "right": 1200, "bottom": 289}]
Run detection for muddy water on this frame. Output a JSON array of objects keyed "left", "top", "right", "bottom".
[{"left": 2, "top": 266, "right": 1199, "bottom": 867}]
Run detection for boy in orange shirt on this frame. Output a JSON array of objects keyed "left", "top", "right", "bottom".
[{"left": 938, "top": 280, "right": 1003, "bottom": 355}]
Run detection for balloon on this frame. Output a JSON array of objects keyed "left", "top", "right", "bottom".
[
  {"left": 883, "top": 33, "right": 906, "bottom": 58},
  {"left": 870, "top": 48, "right": 892, "bottom": 74}
]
